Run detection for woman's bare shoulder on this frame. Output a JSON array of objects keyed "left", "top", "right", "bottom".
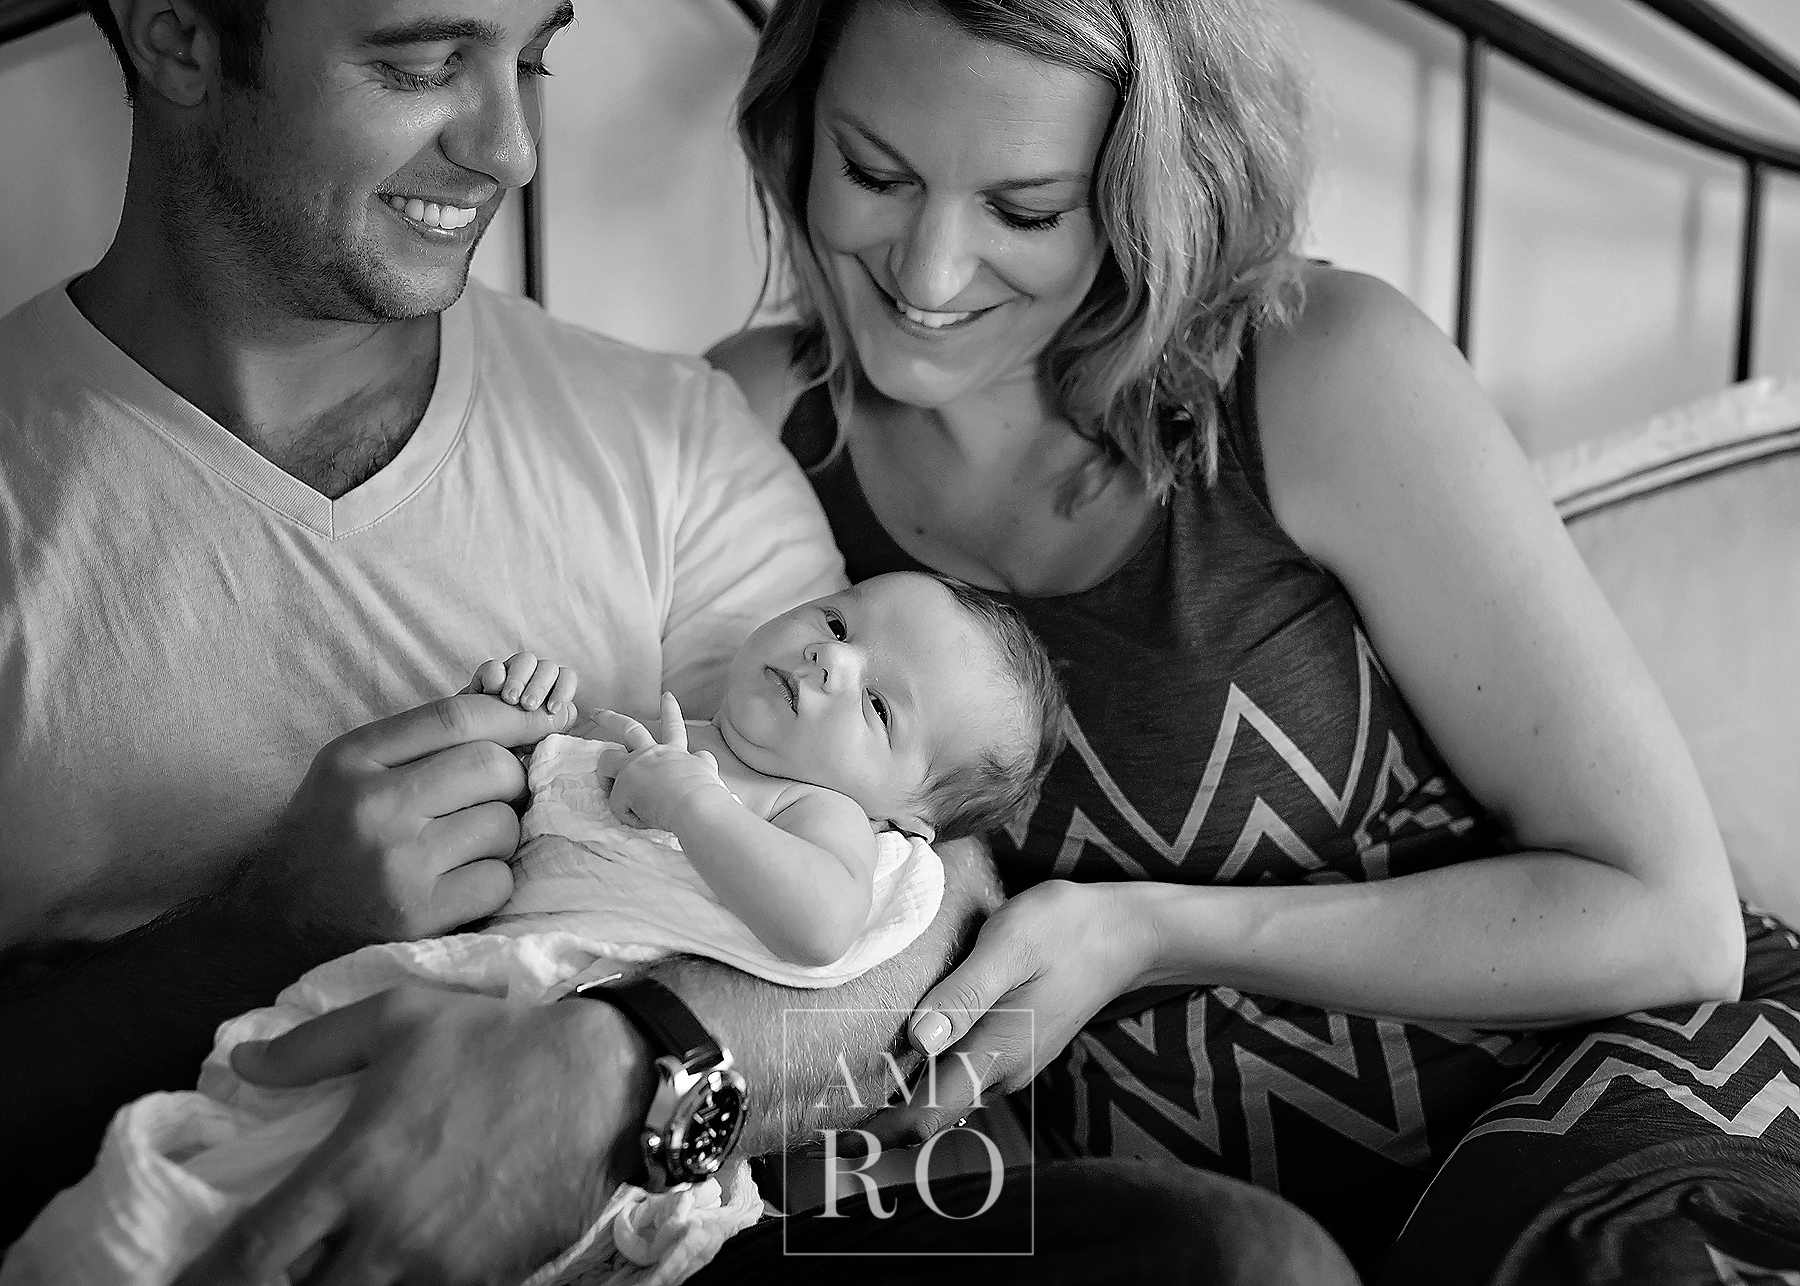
[
  {"left": 704, "top": 324, "right": 809, "bottom": 437},
  {"left": 1256, "top": 263, "right": 1444, "bottom": 403},
  {"left": 1250, "top": 263, "right": 1493, "bottom": 533}
]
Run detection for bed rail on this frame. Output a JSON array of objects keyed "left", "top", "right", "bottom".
[{"left": 1404, "top": 0, "right": 1800, "bottom": 383}]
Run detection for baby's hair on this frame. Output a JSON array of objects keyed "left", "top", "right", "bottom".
[{"left": 913, "top": 575, "right": 1069, "bottom": 843}]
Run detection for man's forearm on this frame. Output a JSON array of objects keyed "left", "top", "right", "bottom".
[
  {"left": 646, "top": 836, "right": 1002, "bottom": 1157},
  {"left": 0, "top": 896, "right": 327, "bottom": 1241}
]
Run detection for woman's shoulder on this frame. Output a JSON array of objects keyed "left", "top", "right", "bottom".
[
  {"left": 704, "top": 324, "right": 810, "bottom": 438},
  {"left": 1249, "top": 263, "right": 1491, "bottom": 527},
  {"left": 1255, "top": 263, "right": 1441, "bottom": 395}
]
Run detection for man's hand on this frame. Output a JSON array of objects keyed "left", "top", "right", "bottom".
[
  {"left": 175, "top": 987, "right": 653, "bottom": 1286},
  {"left": 235, "top": 693, "right": 577, "bottom": 945},
  {"left": 595, "top": 694, "right": 732, "bottom": 832}
]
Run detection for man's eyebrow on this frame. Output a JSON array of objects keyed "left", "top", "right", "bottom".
[
  {"left": 359, "top": 1, "right": 573, "bottom": 49},
  {"left": 835, "top": 115, "right": 1089, "bottom": 195}
]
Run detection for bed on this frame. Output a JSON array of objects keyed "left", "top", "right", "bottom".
[{"left": 2, "top": 0, "right": 1794, "bottom": 1275}]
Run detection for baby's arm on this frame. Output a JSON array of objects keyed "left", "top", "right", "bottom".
[
  {"left": 599, "top": 698, "right": 878, "bottom": 968},
  {"left": 464, "top": 652, "right": 579, "bottom": 718}
]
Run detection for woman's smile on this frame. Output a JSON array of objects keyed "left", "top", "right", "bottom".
[{"left": 864, "top": 263, "right": 1008, "bottom": 336}]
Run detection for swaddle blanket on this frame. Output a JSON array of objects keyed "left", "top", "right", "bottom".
[
  {"left": 496, "top": 733, "right": 945, "bottom": 988},
  {"left": 0, "top": 736, "right": 943, "bottom": 1285}
]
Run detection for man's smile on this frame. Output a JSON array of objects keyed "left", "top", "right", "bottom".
[{"left": 380, "top": 194, "right": 483, "bottom": 235}]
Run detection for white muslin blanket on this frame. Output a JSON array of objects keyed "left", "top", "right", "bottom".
[
  {"left": 496, "top": 734, "right": 945, "bottom": 988},
  {"left": 0, "top": 735, "right": 943, "bottom": 1285}
]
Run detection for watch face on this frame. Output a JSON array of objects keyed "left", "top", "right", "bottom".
[{"left": 673, "top": 1070, "right": 748, "bottom": 1180}]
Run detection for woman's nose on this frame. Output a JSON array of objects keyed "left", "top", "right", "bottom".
[
  {"left": 891, "top": 199, "right": 978, "bottom": 312},
  {"left": 440, "top": 67, "right": 541, "bottom": 192}
]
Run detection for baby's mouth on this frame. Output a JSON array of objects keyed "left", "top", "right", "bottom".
[{"left": 766, "top": 665, "right": 799, "bottom": 713}]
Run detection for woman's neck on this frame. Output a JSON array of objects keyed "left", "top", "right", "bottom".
[
  {"left": 848, "top": 374, "right": 1162, "bottom": 597},
  {"left": 862, "top": 371, "right": 1100, "bottom": 488}
]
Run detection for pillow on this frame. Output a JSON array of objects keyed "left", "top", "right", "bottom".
[{"left": 1534, "top": 379, "right": 1800, "bottom": 926}]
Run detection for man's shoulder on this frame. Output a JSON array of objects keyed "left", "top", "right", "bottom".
[{"left": 0, "top": 286, "right": 69, "bottom": 374}]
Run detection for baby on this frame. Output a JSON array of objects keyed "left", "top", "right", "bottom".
[
  {"left": 480, "top": 569, "right": 1068, "bottom": 968},
  {"left": 3, "top": 572, "right": 1068, "bottom": 1286}
]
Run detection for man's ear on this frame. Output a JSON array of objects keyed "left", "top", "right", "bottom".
[{"left": 110, "top": 0, "right": 223, "bottom": 108}]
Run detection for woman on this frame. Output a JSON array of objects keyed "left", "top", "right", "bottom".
[{"left": 711, "top": 0, "right": 1800, "bottom": 1279}]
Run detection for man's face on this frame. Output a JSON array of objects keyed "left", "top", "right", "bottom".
[{"left": 177, "top": 0, "right": 570, "bottom": 322}]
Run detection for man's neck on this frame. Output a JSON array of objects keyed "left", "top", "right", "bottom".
[{"left": 69, "top": 184, "right": 441, "bottom": 501}]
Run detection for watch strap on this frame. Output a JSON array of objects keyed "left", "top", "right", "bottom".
[{"left": 569, "top": 976, "right": 722, "bottom": 1068}]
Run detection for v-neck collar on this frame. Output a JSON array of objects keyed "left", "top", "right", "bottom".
[{"left": 36, "top": 281, "right": 476, "bottom": 539}]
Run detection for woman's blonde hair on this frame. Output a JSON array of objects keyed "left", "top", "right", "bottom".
[{"left": 737, "top": 0, "right": 1312, "bottom": 498}]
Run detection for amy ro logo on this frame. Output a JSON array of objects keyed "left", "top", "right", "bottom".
[{"left": 780, "top": 1009, "right": 1034, "bottom": 1257}]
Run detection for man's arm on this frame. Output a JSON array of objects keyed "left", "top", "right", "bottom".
[
  {"left": 650, "top": 835, "right": 1002, "bottom": 1155},
  {"left": 0, "top": 695, "right": 575, "bottom": 1244},
  {"left": 0, "top": 896, "right": 320, "bottom": 1244},
  {"left": 175, "top": 838, "right": 1003, "bottom": 1286}
]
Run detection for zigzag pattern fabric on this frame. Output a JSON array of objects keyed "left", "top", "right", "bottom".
[
  {"left": 991, "top": 618, "right": 1538, "bottom": 1268},
  {"left": 784, "top": 353, "right": 1800, "bottom": 1278},
  {"left": 1382, "top": 910, "right": 1800, "bottom": 1285}
]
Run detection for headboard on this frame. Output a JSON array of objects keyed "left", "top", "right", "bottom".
[{"left": 5, "top": 0, "right": 1794, "bottom": 377}]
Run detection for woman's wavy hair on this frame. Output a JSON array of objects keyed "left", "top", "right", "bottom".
[{"left": 737, "top": 0, "right": 1312, "bottom": 499}]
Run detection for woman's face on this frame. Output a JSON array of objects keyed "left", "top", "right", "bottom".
[{"left": 807, "top": 1, "right": 1116, "bottom": 410}]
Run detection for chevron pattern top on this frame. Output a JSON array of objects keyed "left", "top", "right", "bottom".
[{"left": 782, "top": 352, "right": 1540, "bottom": 1268}]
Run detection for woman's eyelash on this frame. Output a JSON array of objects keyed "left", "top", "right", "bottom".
[
  {"left": 840, "top": 159, "right": 903, "bottom": 195},
  {"left": 841, "top": 158, "right": 1064, "bottom": 234},
  {"left": 996, "top": 207, "right": 1064, "bottom": 233}
]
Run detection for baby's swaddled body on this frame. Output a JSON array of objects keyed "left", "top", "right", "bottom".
[
  {"left": 1, "top": 735, "right": 944, "bottom": 1286},
  {"left": 497, "top": 732, "right": 945, "bottom": 987}
]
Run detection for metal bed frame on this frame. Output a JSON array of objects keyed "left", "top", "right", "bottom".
[{"left": 6, "top": 0, "right": 1795, "bottom": 381}]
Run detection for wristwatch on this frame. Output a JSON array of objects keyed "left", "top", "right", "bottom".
[{"left": 562, "top": 975, "right": 749, "bottom": 1192}]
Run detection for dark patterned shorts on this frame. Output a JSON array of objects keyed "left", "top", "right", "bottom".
[{"left": 1381, "top": 907, "right": 1800, "bottom": 1285}]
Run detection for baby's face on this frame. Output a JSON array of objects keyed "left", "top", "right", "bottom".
[{"left": 717, "top": 574, "right": 1020, "bottom": 831}]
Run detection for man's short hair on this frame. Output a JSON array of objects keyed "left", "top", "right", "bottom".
[
  {"left": 82, "top": 0, "right": 268, "bottom": 101},
  {"left": 914, "top": 576, "right": 1069, "bottom": 845}
]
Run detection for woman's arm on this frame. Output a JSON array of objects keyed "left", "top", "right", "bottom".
[{"left": 1146, "top": 265, "right": 1741, "bottom": 1025}]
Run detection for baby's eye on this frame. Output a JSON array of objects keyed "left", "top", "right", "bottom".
[
  {"left": 824, "top": 610, "right": 848, "bottom": 642},
  {"left": 869, "top": 691, "right": 891, "bottom": 729}
]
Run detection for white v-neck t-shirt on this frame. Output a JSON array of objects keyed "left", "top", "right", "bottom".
[{"left": 0, "top": 282, "right": 844, "bottom": 947}]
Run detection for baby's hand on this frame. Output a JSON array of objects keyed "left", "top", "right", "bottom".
[
  {"left": 595, "top": 694, "right": 732, "bottom": 833},
  {"left": 465, "top": 651, "right": 579, "bottom": 718}
]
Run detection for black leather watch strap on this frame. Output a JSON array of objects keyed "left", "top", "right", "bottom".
[{"left": 569, "top": 976, "right": 722, "bottom": 1067}]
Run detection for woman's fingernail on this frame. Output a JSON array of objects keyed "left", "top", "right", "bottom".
[{"left": 913, "top": 1010, "right": 951, "bottom": 1056}]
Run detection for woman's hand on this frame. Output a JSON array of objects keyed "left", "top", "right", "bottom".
[{"left": 863, "top": 879, "right": 1153, "bottom": 1147}]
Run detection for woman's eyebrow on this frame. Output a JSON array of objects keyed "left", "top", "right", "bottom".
[
  {"left": 359, "top": 0, "right": 574, "bottom": 49},
  {"left": 832, "top": 115, "right": 1088, "bottom": 194}
]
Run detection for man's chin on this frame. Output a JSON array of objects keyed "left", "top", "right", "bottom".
[{"left": 334, "top": 258, "right": 474, "bottom": 323}]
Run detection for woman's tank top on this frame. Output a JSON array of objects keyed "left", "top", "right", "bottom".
[{"left": 780, "top": 348, "right": 1541, "bottom": 1265}]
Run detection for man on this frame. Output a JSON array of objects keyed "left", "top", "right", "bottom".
[{"left": 0, "top": 0, "right": 1350, "bottom": 1280}]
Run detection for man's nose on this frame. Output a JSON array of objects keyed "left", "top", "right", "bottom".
[
  {"left": 441, "top": 68, "right": 541, "bottom": 191},
  {"left": 891, "top": 198, "right": 978, "bottom": 312}
]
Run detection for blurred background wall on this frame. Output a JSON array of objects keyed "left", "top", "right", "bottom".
[{"left": 2, "top": 0, "right": 1795, "bottom": 458}]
